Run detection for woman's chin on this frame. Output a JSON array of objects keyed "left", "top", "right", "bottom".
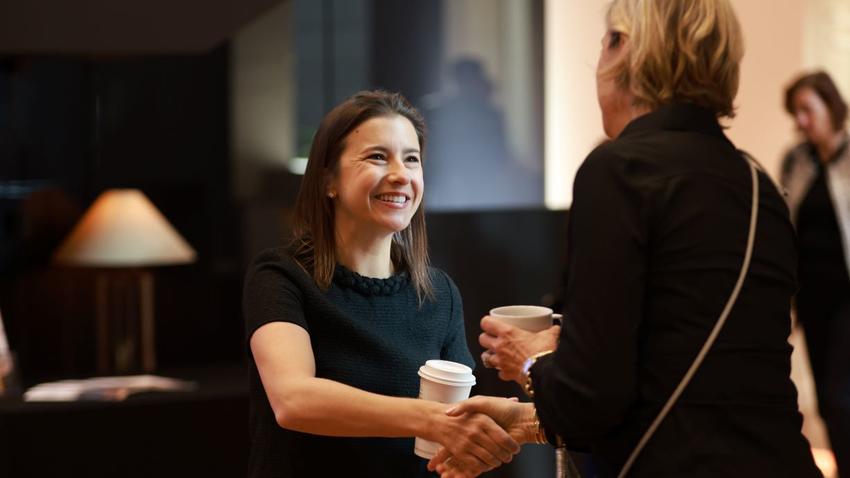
[{"left": 378, "top": 219, "right": 412, "bottom": 235}]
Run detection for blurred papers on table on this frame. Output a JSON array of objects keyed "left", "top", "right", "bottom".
[{"left": 24, "top": 374, "right": 196, "bottom": 401}]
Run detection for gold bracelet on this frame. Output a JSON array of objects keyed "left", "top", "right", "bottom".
[
  {"left": 533, "top": 408, "right": 548, "bottom": 444},
  {"left": 528, "top": 407, "right": 553, "bottom": 445},
  {"left": 522, "top": 350, "right": 555, "bottom": 398},
  {"left": 529, "top": 407, "right": 567, "bottom": 448}
]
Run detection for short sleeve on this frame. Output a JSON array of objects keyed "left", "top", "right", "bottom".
[{"left": 242, "top": 249, "right": 309, "bottom": 345}]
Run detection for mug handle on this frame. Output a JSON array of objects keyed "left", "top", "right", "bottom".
[{"left": 552, "top": 314, "right": 563, "bottom": 326}]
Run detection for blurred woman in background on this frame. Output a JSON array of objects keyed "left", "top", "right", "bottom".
[{"left": 783, "top": 70, "right": 850, "bottom": 477}]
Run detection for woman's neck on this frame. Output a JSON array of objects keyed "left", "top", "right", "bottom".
[
  {"left": 334, "top": 222, "right": 394, "bottom": 278},
  {"left": 610, "top": 102, "right": 652, "bottom": 138},
  {"left": 816, "top": 130, "right": 847, "bottom": 164}
]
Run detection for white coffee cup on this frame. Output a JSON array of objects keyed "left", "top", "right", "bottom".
[
  {"left": 414, "top": 359, "right": 476, "bottom": 459},
  {"left": 488, "top": 305, "right": 562, "bottom": 332}
]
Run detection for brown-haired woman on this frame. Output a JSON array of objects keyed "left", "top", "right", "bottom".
[
  {"left": 782, "top": 70, "right": 850, "bottom": 477},
  {"left": 243, "top": 90, "right": 519, "bottom": 477},
  {"left": 434, "top": 1, "right": 822, "bottom": 477}
]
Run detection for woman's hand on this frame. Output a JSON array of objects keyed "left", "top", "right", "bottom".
[
  {"left": 423, "top": 401, "right": 520, "bottom": 474},
  {"left": 427, "top": 397, "right": 537, "bottom": 477},
  {"left": 430, "top": 458, "right": 476, "bottom": 478},
  {"left": 433, "top": 459, "right": 477, "bottom": 478},
  {"left": 479, "top": 316, "right": 561, "bottom": 384}
]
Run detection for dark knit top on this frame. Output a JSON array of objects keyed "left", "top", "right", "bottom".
[{"left": 243, "top": 247, "right": 474, "bottom": 478}]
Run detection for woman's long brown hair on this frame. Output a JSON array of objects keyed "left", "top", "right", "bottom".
[{"left": 291, "top": 90, "right": 434, "bottom": 303}]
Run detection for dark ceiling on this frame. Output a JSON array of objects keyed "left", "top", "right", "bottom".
[{"left": 0, "top": 0, "right": 286, "bottom": 54}]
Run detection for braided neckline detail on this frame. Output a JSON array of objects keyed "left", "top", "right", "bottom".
[{"left": 333, "top": 265, "right": 409, "bottom": 296}]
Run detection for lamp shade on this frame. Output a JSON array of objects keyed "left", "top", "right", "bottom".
[{"left": 54, "top": 189, "right": 196, "bottom": 267}]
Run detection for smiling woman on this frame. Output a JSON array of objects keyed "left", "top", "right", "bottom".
[
  {"left": 329, "top": 115, "right": 424, "bottom": 263},
  {"left": 242, "top": 90, "right": 521, "bottom": 478},
  {"left": 290, "top": 91, "right": 433, "bottom": 300}
]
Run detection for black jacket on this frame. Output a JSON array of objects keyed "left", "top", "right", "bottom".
[{"left": 532, "top": 103, "right": 821, "bottom": 477}]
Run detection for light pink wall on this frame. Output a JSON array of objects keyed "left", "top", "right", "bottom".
[
  {"left": 725, "top": 0, "right": 806, "bottom": 179},
  {"left": 544, "top": 0, "right": 607, "bottom": 208},
  {"left": 544, "top": 0, "right": 807, "bottom": 207}
]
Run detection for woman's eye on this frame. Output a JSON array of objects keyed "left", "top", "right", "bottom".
[
  {"left": 369, "top": 154, "right": 386, "bottom": 161},
  {"left": 405, "top": 155, "right": 420, "bottom": 163},
  {"left": 609, "top": 31, "right": 621, "bottom": 48}
]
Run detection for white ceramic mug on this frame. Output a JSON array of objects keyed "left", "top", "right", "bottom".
[{"left": 488, "top": 305, "right": 562, "bottom": 332}]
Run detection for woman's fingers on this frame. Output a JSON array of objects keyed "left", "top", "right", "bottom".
[
  {"left": 499, "top": 368, "right": 517, "bottom": 382},
  {"left": 471, "top": 443, "right": 501, "bottom": 470},
  {"left": 483, "top": 422, "right": 517, "bottom": 462},
  {"left": 427, "top": 447, "right": 452, "bottom": 471},
  {"left": 436, "top": 461, "right": 474, "bottom": 478},
  {"left": 451, "top": 440, "right": 496, "bottom": 471},
  {"left": 479, "top": 331, "right": 498, "bottom": 351},
  {"left": 435, "top": 456, "right": 476, "bottom": 478},
  {"left": 481, "top": 322, "right": 562, "bottom": 384},
  {"left": 469, "top": 411, "right": 520, "bottom": 457},
  {"left": 449, "top": 414, "right": 517, "bottom": 470},
  {"left": 480, "top": 350, "right": 500, "bottom": 369},
  {"left": 438, "top": 397, "right": 521, "bottom": 473},
  {"left": 445, "top": 395, "right": 486, "bottom": 417},
  {"left": 480, "top": 315, "right": 512, "bottom": 335},
  {"left": 472, "top": 428, "right": 512, "bottom": 465}
]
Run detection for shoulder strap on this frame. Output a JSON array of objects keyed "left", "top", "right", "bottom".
[{"left": 617, "top": 154, "right": 760, "bottom": 477}]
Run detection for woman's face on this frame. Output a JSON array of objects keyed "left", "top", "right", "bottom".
[
  {"left": 328, "top": 114, "right": 424, "bottom": 238},
  {"left": 596, "top": 30, "right": 631, "bottom": 138},
  {"left": 791, "top": 87, "right": 836, "bottom": 146}
]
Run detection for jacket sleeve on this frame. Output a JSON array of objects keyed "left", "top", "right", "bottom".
[
  {"left": 779, "top": 148, "right": 798, "bottom": 189},
  {"left": 532, "top": 145, "right": 652, "bottom": 447}
]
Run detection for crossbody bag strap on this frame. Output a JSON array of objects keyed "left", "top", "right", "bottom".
[{"left": 617, "top": 154, "right": 760, "bottom": 478}]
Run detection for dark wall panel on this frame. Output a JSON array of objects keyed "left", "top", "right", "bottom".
[{"left": 0, "top": 49, "right": 242, "bottom": 383}]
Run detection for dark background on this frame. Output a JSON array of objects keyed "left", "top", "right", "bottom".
[
  {"left": 0, "top": 1, "right": 572, "bottom": 476},
  {"left": 0, "top": 51, "right": 240, "bottom": 383}
]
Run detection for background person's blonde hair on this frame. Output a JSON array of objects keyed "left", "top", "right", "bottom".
[{"left": 603, "top": 0, "right": 744, "bottom": 118}]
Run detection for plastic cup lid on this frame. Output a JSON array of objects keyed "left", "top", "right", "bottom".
[{"left": 418, "top": 359, "right": 476, "bottom": 385}]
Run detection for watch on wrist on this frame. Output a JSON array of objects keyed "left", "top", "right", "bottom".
[{"left": 521, "top": 349, "right": 554, "bottom": 398}]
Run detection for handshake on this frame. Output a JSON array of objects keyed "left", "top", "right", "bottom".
[{"left": 421, "top": 307, "right": 563, "bottom": 478}]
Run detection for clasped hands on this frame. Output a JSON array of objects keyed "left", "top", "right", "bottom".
[{"left": 426, "top": 316, "right": 561, "bottom": 478}]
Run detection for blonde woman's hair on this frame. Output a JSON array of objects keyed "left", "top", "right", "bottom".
[{"left": 603, "top": 0, "right": 744, "bottom": 117}]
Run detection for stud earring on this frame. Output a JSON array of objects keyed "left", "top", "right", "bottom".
[{"left": 327, "top": 191, "right": 336, "bottom": 199}]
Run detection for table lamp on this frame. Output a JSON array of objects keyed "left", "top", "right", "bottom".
[
  {"left": 0, "top": 307, "right": 15, "bottom": 394},
  {"left": 54, "top": 189, "right": 196, "bottom": 374}
]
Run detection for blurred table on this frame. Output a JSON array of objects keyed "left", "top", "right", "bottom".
[{"left": 0, "top": 362, "right": 248, "bottom": 478}]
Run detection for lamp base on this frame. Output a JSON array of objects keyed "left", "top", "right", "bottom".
[
  {"left": 95, "top": 269, "right": 156, "bottom": 375},
  {"left": 0, "top": 352, "right": 21, "bottom": 396}
]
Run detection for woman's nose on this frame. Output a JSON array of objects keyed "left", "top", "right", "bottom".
[
  {"left": 387, "top": 159, "right": 411, "bottom": 184},
  {"left": 794, "top": 112, "right": 808, "bottom": 129}
]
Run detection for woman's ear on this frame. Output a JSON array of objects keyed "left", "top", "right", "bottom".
[{"left": 324, "top": 170, "right": 337, "bottom": 199}]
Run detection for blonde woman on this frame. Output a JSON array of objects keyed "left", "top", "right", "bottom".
[{"left": 435, "top": 1, "right": 822, "bottom": 476}]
